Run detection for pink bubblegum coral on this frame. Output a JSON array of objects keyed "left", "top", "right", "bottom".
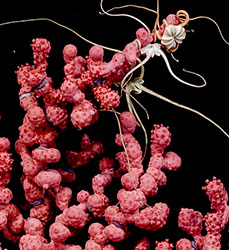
[
  {"left": 24, "top": 217, "right": 44, "bottom": 237},
  {"left": 202, "top": 234, "right": 221, "bottom": 250},
  {"left": 99, "top": 157, "right": 115, "bottom": 172},
  {"left": 19, "top": 107, "right": 56, "bottom": 147},
  {"left": 139, "top": 173, "right": 158, "bottom": 197},
  {"left": 67, "top": 134, "right": 103, "bottom": 169},
  {"left": 22, "top": 176, "right": 45, "bottom": 203},
  {"left": 150, "top": 124, "right": 171, "bottom": 155},
  {"left": 119, "top": 111, "right": 137, "bottom": 134},
  {"left": 55, "top": 186, "right": 72, "bottom": 211},
  {"left": 134, "top": 237, "right": 150, "bottom": 250},
  {"left": 119, "top": 194, "right": 140, "bottom": 215},
  {"left": 0, "top": 138, "right": 10, "bottom": 152},
  {"left": 178, "top": 208, "right": 203, "bottom": 237},
  {"left": 123, "top": 42, "right": 139, "bottom": 66},
  {"left": 162, "top": 151, "right": 182, "bottom": 171},
  {"left": 64, "top": 53, "right": 86, "bottom": 79},
  {"left": 176, "top": 238, "right": 195, "bottom": 250},
  {"left": 87, "top": 193, "right": 109, "bottom": 218},
  {"left": 62, "top": 205, "right": 90, "bottom": 229},
  {"left": 92, "top": 173, "right": 112, "bottom": 195},
  {"left": 19, "top": 234, "right": 44, "bottom": 250},
  {"left": 45, "top": 105, "right": 68, "bottom": 130},
  {"left": 31, "top": 38, "right": 51, "bottom": 58},
  {"left": 64, "top": 245, "right": 83, "bottom": 250},
  {"left": 85, "top": 239, "right": 103, "bottom": 250},
  {"left": 136, "top": 28, "right": 154, "bottom": 47},
  {"left": 0, "top": 188, "right": 13, "bottom": 206},
  {"left": 63, "top": 44, "right": 78, "bottom": 63},
  {"left": 0, "top": 138, "right": 13, "bottom": 186},
  {"left": 87, "top": 45, "right": 127, "bottom": 80},
  {"left": 0, "top": 212, "right": 7, "bottom": 230},
  {"left": 104, "top": 206, "right": 127, "bottom": 226},
  {"left": 92, "top": 84, "right": 120, "bottom": 110},
  {"left": 135, "top": 203, "right": 170, "bottom": 231},
  {"left": 49, "top": 221, "right": 71, "bottom": 244},
  {"left": 115, "top": 134, "right": 143, "bottom": 173},
  {"left": 60, "top": 79, "right": 85, "bottom": 104},
  {"left": 0, "top": 19, "right": 227, "bottom": 250},
  {"left": 29, "top": 197, "right": 53, "bottom": 224},
  {"left": 178, "top": 177, "right": 229, "bottom": 249},
  {"left": 70, "top": 99, "right": 98, "bottom": 129},
  {"left": 120, "top": 169, "right": 140, "bottom": 190},
  {"left": 32, "top": 147, "right": 61, "bottom": 164},
  {"left": 146, "top": 167, "right": 167, "bottom": 187},
  {"left": 88, "top": 223, "right": 109, "bottom": 245},
  {"left": 155, "top": 239, "right": 173, "bottom": 250},
  {"left": 103, "top": 224, "right": 125, "bottom": 242},
  {"left": 202, "top": 177, "right": 228, "bottom": 212},
  {"left": 33, "top": 169, "right": 62, "bottom": 190},
  {"left": 76, "top": 190, "right": 90, "bottom": 204}
]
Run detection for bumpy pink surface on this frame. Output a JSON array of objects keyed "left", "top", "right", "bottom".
[
  {"left": 0, "top": 21, "right": 227, "bottom": 249},
  {"left": 92, "top": 84, "right": 120, "bottom": 110},
  {"left": 103, "top": 224, "right": 125, "bottom": 242},
  {"left": 178, "top": 177, "right": 229, "bottom": 249},
  {"left": 134, "top": 237, "right": 150, "bottom": 250},
  {"left": 49, "top": 222, "right": 70, "bottom": 243},
  {"left": 176, "top": 238, "right": 195, "bottom": 250},
  {"left": 120, "top": 111, "right": 137, "bottom": 134},
  {"left": 155, "top": 239, "right": 173, "bottom": 250},
  {"left": 55, "top": 186, "right": 72, "bottom": 211},
  {"left": 24, "top": 217, "right": 44, "bottom": 236},
  {"left": 70, "top": 99, "right": 98, "bottom": 129},
  {"left": 178, "top": 208, "right": 203, "bottom": 236},
  {"left": 135, "top": 203, "right": 170, "bottom": 231}
]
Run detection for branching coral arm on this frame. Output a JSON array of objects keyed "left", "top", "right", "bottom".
[
  {"left": 125, "top": 82, "right": 148, "bottom": 160},
  {"left": 112, "top": 109, "right": 147, "bottom": 204},
  {"left": 135, "top": 83, "right": 229, "bottom": 139},
  {"left": 124, "top": 69, "right": 148, "bottom": 160}
]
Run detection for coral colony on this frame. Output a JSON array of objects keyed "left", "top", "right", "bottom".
[{"left": 0, "top": 1, "right": 228, "bottom": 250}]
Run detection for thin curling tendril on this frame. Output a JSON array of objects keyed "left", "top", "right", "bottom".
[
  {"left": 99, "top": 4, "right": 160, "bottom": 34},
  {"left": 156, "top": 46, "right": 207, "bottom": 88},
  {"left": 121, "top": 42, "right": 207, "bottom": 124},
  {"left": 100, "top": 0, "right": 151, "bottom": 34},
  {"left": 0, "top": 17, "right": 122, "bottom": 54},
  {"left": 125, "top": 81, "right": 148, "bottom": 160},
  {"left": 189, "top": 15, "right": 229, "bottom": 45},
  {"left": 129, "top": 101, "right": 148, "bottom": 161},
  {"left": 134, "top": 83, "right": 229, "bottom": 139}
]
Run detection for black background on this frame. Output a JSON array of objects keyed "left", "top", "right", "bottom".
[{"left": 0, "top": 0, "right": 228, "bottom": 249}]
